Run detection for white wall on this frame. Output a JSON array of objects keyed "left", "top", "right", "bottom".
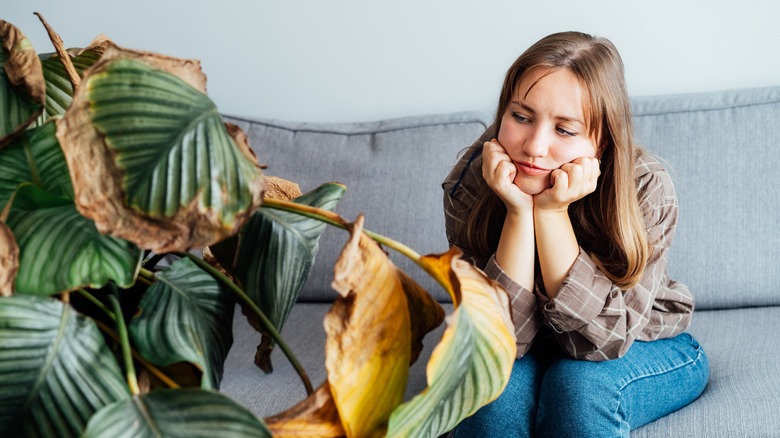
[{"left": 5, "top": 1, "right": 779, "bottom": 123}]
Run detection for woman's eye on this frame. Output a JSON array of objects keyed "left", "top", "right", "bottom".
[
  {"left": 512, "top": 113, "right": 530, "bottom": 123},
  {"left": 556, "top": 127, "right": 576, "bottom": 136}
]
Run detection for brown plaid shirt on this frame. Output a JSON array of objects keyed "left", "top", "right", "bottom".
[{"left": 443, "top": 126, "right": 694, "bottom": 361}]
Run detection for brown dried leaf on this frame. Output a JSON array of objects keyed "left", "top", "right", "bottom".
[
  {"left": 0, "top": 20, "right": 45, "bottom": 148},
  {"left": 398, "top": 268, "right": 444, "bottom": 365},
  {"left": 0, "top": 221, "right": 18, "bottom": 296},
  {"left": 55, "top": 44, "right": 265, "bottom": 253},
  {"left": 326, "top": 215, "right": 411, "bottom": 438},
  {"left": 264, "top": 176, "right": 303, "bottom": 201},
  {"left": 264, "top": 382, "right": 345, "bottom": 437}
]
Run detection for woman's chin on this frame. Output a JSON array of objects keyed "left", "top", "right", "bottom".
[{"left": 513, "top": 179, "right": 548, "bottom": 196}]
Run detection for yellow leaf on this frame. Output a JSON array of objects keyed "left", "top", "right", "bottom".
[
  {"left": 387, "top": 247, "right": 516, "bottom": 437},
  {"left": 326, "top": 215, "right": 411, "bottom": 438}
]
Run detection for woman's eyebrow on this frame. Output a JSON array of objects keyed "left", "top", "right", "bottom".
[{"left": 511, "top": 100, "right": 584, "bottom": 125}]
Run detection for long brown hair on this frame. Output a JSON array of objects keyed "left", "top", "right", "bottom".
[{"left": 464, "top": 31, "right": 649, "bottom": 289}]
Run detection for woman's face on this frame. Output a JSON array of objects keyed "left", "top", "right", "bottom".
[{"left": 497, "top": 67, "right": 598, "bottom": 195}]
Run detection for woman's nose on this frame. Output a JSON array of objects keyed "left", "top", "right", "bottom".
[{"left": 524, "top": 127, "right": 549, "bottom": 157}]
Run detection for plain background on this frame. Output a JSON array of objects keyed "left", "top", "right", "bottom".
[{"left": 4, "top": 1, "right": 779, "bottom": 123}]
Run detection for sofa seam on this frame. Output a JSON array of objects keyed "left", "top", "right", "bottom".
[
  {"left": 223, "top": 116, "right": 489, "bottom": 137},
  {"left": 633, "top": 100, "right": 780, "bottom": 118}
]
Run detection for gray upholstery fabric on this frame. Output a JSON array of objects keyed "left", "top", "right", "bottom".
[
  {"left": 225, "top": 113, "right": 490, "bottom": 303},
  {"left": 632, "top": 87, "right": 780, "bottom": 310},
  {"left": 221, "top": 304, "right": 780, "bottom": 437}
]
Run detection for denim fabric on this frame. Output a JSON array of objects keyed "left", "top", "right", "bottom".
[{"left": 453, "top": 332, "right": 709, "bottom": 437}]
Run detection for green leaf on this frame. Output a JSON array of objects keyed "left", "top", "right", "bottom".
[
  {"left": 129, "top": 258, "right": 234, "bottom": 389},
  {"left": 234, "top": 183, "right": 345, "bottom": 366},
  {"left": 83, "top": 389, "right": 272, "bottom": 438},
  {"left": 6, "top": 184, "right": 141, "bottom": 295},
  {"left": 38, "top": 47, "right": 102, "bottom": 122},
  {"left": 87, "top": 58, "right": 259, "bottom": 224},
  {"left": 0, "top": 20, "right": 45, "bottom": 147},
  {"left": 386, "top": 248, "right": 516, "bottom": 437},
  {"left": 0, "top": 121, "right": 73, "bottom": 209},
  {"left": 0, "top": 295, "right": 130, "bottom": 437}
]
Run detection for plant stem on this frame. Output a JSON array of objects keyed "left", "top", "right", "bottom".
[
  {"left": 108, "top": 295, "right": 140, "bottom": 395},
  {"left": 77, "top": 288, "right": 115, "bottom": 321},
  {"left": 137, "top": 267, "right": 156, "bottom": 283},
  {"left": 261, "top": 198, "right": 453, "bottom": 291},
  {"left": 77, "top": 289, "right": 178, "bottom": 388},
  {"left": 177, "top": 252, "right": 314, "bottom": 395},
  {"left": 93, "top": 319, "right": 180, "bottom": 390}
]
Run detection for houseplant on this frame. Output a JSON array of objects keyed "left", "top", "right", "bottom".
[{"left": 0, "top": 15, "right": 516, "bottom": 437}]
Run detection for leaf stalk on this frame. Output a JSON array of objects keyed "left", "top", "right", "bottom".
[{"left": 108, "top": 294, "right": 140, "bottom": 395}]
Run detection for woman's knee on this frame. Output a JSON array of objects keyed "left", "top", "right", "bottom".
[{"left": 536, "top": 360, "right": 626, "bottom": 437}]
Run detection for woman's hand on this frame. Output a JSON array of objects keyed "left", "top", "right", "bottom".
[
  {"left": 534, "top": 157, "right": 601, "bottom": 212},
  {"left": 482, "top": 139, "right": 534, "bottom": 212}
]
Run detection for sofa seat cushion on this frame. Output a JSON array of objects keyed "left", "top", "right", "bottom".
[
  {"left": 633, "top": 305, "right": 780, "bottom": 437},
  {"left": 221, "top": 304, "right": 780, "bottom": 437}
]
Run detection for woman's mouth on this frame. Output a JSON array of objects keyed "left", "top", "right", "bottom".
[{"left": 515, "top": 161, "right": 551, "bottom": 176}]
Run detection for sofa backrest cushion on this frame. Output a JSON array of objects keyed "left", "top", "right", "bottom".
[
  {"left": 227, "top": 86, "right": 780, "bottom": 310},
  {"left": 632, "top": 86, "right": 780, "bottom": 310},
  {"left": 225, "top": 113, "right": 489, "bottom": 303}
]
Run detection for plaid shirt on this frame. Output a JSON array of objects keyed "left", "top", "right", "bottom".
[{"left": 442, "top": 125, "right": 694, "bottom": 361}]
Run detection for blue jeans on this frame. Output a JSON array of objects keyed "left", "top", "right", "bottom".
[{"left": 453, "top": 332, "right": 709, "bottom": 438}]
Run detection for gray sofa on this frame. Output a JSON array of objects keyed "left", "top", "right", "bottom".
[{"left": 220, "top": 86, "right": 780, "bottom": 437}]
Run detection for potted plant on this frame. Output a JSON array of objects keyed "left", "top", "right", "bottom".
[{"left": 0, "top": 14, "right": 516, "bottom": 437}]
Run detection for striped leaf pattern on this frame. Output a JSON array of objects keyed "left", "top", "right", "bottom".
[
  {"left": 39, "top": 48, "right": 102, "bottom": 121},
  {"left": 0, "top": 121, "right": 73, "bottom": 209},
  {"left": 0, "top": 295, "right": 130, "bottom": 437},
  {"left": 83, "top": 389, "right": 272, "bottom": 438},
  {"left": 0, "top": 21, "right": 44, "bottom": 146},
  {"left": 87, "top": 59, "right": 259, "bottom": 224},
  {"left": 386, "top": 248, "right": 516, "bottom": 437},
  {"left": 6, "top": 184, "right": 141, "bottom": 295},
  {"left": 235, "top": 183, "right": 345, "bottom": 343},
  {"left": 129, "top": 258, "right": 234, "bottom": 389}
]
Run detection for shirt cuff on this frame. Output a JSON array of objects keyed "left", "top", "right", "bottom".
[{"left": 484, "top": 254, "right": 540, "bottom": 354}]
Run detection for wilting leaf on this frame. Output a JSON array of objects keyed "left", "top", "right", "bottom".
[
  {"left": 83, "top": 389, "right": 272, "bottom": 438},
  {"left": 0, "top": 20, "right": 45, "bottom": 148},
  {"left": 235, "top": 182, "right": 345, "bottom": 372},
  {"left": 264, "top": 382, "right": 345, "bottom": 438},
  {"left": 56, "top": 43, "right": 265, "bottom": 253},
  {"left": 0, "top": 221, "right": 18, "bottom": 296},
  {"left": 386, "top": 247, "right": 516, "bottom": 437},
  {"left": 0, "top": 295, "right": 130, "bottom": 437},
  {"left": 397, "top": 268, "right": 445, "bottom": 365},
  {"left": 129, "top": 257, "right": 234, "bottom": 390},
  {"left": 38, "top": 35, "right": 111, "bottom": 122},
  {"left": 0, "top": 121, "right": 73, "bottom": 210},
  {"left": 325, "top": 215, "right": 411, "bottom": 438},
  {"left": 6, "top": 184, "right": 141, "bottom": 295}
]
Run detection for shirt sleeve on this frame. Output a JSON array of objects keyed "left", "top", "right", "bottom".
[
  {"left": 535, "top": 159, "right": 694, "bottom": 361},
  {"left": 442, "top": 124, "right": 541, "bottom": 357}
]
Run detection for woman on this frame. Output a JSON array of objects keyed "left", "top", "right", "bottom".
[{"left": 443, "top": 31, "right": 709, "bottom": 437}]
